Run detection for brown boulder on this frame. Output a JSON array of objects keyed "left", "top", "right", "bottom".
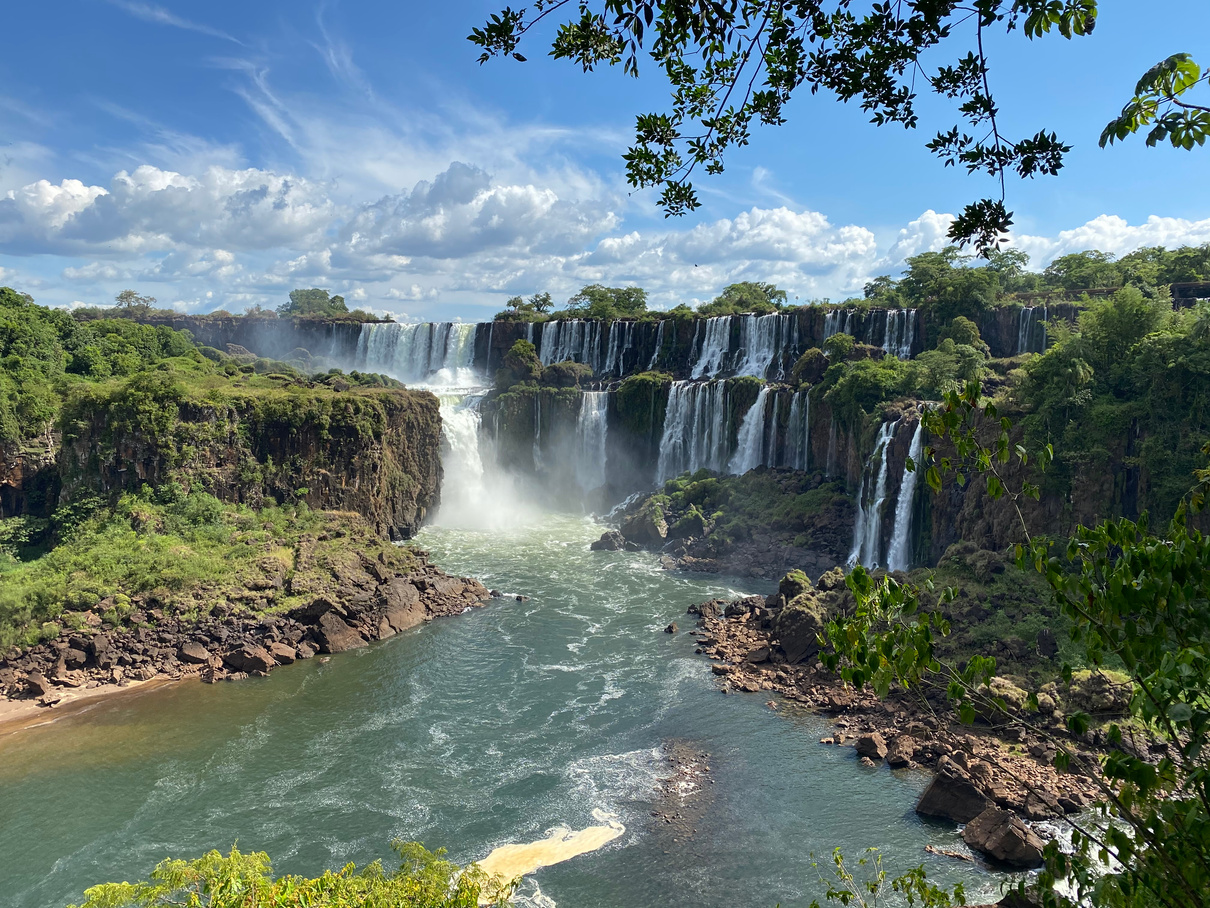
[
  {"left": 962, "top": 807, "right": 1046, "bottom": 868},
  {"left": 772, "top": 592, "right": 828, "bottom": 663},
  {"left": 315, "top": 612, "right": 367, "bottom": 654},
  {"left": 855, "top": 733, "right": 888, "bottom": 760},
  {"left": 26, "top": 671, "right": 53, "bottom": 698},
  {"left": 178, "top": 641, "right": 211, "bottom": 664},
  {"left": 222, "top": 645, "right": 276, "bottom": 674},
  {"left": 268, "top": 642, "right": 297, "bottom": 665},
  {"left": 915, "top": 763, "right": 991, "bottom": 823},
  {"left": 590, "top": 530, "right": 626, "bottom": 551},
  {"left": 886, "top": 735, "right": 917, "bottom": 767}
]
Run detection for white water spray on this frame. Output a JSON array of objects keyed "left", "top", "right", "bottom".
[{"left": 885, "top": 420, "right": 924, "bottom": 572}]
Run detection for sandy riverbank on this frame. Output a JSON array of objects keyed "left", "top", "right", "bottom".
[{"left": 0, "top": 676, "right": 183, "bottom": 743}]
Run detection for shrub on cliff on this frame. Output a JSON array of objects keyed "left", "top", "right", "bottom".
[
  {"left": 543, "top": 360, "right": 593, "bottom": 387},
  {"left": 496, "top": 339, "right": 543, "bottom": 389}
]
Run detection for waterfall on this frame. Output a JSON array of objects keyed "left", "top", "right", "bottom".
[
  {"left": 603, "top": 321, "right": 636, "bottom": 376},
  {"left": 1017, "top": 305, "right": 1048, "bottom": 355},
  {"left": 537, "top": 319, "right": 607, "bottom": 371},
  {"left": 784, "top": 388, "right": 811, "bottom": 470},
  {"left": 883, "top": 309, "right": 917, "bottom": 359},
  {"left": 533, "top": 393, "right": 543, "bottom": 469},
  {"left": 728, "top": 386, "right": 771, "bottom": 475},
  {"left": 648, "top": 320, "right": 666, "bottom": 370},
  {"left": 575, "top": 391, "right": 609, "bottom": 492},
  {"left": 692, "top": 317, "right": 732, "bottom": 378},
  {"left": 733, "top": 313, "right": 794, "bottom": 378},
  {"left": 847, "top": 420, "right": 899, "bottom": 568},
  {"left": 434, "top": 393, "right": 486, "bottom": 526},
  {"left": 657, "top": 381, "right": 731, "bottom": 483},
  {"left": 355, "top": 322, "right": 478, "bottom": 385},
  {"left": 885, "top": 421, "right": 924, "bottom": 572}
]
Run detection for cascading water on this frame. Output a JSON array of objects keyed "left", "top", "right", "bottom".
[
  {"left": 575, "top": 391, "right": 609, "bottom": 493},
  {"left": 882, "top": 310, "right": 917, "bottom": 359},
  {"left": 648, "top": 320, "right": 666, "bottom": 369},
  {"left": 765, "top": 392, "right": 780, "bottom": 470},
  {"left": 691, "top": 318, "right": 732, "bottom": 378},
  {"left": 355, "top": 322, "right": 478, "bottom": 385},
  {"left": 732, "top": 313, "right": 795, "bottom": 378},
  {"left": 433, "top": 393, "right": 491, "bottom": 528},
  {"left": 784, "top": 388, "right": 810, "bottom": 470},
  {"left": 847, "top": 420, "right": 900, "bottom": 568},
  {"left": 657, "top": 381, "right": 731, "bottom": 483},
  {"left": 539, "top": 319, "right": 605, "bottom": 372},
  {"left": 1017, "top": 305, "right": 1048, "bottom": 355},
  {"left": 885, "top": 420, "right": 924, "bottom": 572},
  {"left": 727, "top": 387, "right": 771, "bottom": 475}
]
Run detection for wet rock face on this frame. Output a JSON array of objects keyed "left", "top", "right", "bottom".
[
  {"left": 915, "top": 761, "right": 992, "bottom": 823},
  {"left": 962, "top": 807, "right": 1046, "bottom": 868}
]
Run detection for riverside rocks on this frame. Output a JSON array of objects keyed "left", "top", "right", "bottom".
[
  {"left": 962, "top": 807, "right": 1046, "bottom": 868},
  {"left": 0, "top": 550, "right": 490, "bottom": 704},
  {"left": 688, "top": 574, "right": 1104, "bottom": 846}
]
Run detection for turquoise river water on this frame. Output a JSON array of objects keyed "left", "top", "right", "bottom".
[{"left": 0, "top": 516, "right": 1012, "bottom": 907}]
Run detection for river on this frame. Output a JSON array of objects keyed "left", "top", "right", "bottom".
[{"left": 0, "top": 516, "right": 1007, "bottom": 907}]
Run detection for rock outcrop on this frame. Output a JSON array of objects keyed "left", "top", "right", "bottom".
[
  {"left": 57, "top": 383, "right": 442, "bottom": 540},
  {"left": 962, "top": 807, "right": 1047, "bottom": 868}
]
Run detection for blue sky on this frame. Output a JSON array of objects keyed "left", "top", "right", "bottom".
[{"left": 1, "top": 0, "right": 1208, "bottom": 320}]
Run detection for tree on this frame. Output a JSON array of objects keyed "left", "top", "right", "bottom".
[
  {"left": 277, "top": 289, "right": 349, "bottom": 318},
  {"left": 471, "top": 2, "right": 1206, "bottom": 252},
  {"left": 699, "top": 281, "right": 786, "bottom": 315},
  {"left": 565, "top": 284, "right": 648, "bottom": 318},
  {"left": 114, "top": 289, "right": 157, "bottom": 312}
]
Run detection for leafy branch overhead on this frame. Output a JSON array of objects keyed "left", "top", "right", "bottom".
[{"left": 471, "top": 1, "right": 1202, "bottom": 253}]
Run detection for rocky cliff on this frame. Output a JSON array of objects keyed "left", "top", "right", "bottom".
[{"left": 58, "top": 378, "right": 442, "bottom": 539}]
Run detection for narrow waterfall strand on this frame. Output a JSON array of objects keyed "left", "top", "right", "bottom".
[
  {"left": 786, "top": 392, "right": 803, "bottom": 469},
  {"left": 728, "top": 386, "right": 770, "bottom": 475},
  {"left": 648, "top": 320, "right": 666, "bottom": 370},
  {"left": 847, "top": 420, "right": 899, "bottom": 567},
  {"left": 885, "top": 420, "right": 924, "bottom": 572}
]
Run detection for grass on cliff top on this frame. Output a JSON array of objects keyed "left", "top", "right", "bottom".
[{"left": 0, "top": 486, "right": 416, "bottom": 652}]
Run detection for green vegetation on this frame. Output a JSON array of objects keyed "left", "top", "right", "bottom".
[
  {"left": 68, "top": 841, "right": 509, "bottom": 908},
  {"left": 652, "top": 469, "right": 851, "bottom": 553},
  {"left": 823, "top": 383, "right": 1210, "bottom": 908},
  {"left": 1015, "top": 288, "right": 1210, "bottom": 523},
  {"left": 474, "top": 2, "right": 1205, "bottom": 250},
  {"left": 0, "top": 488, "right": 418, "bottom": 651},
  {"left": 698, "top": 281, "right": 787, "bottom": 316}
]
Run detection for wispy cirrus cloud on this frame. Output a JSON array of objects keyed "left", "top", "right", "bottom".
[{"left": 106, "top": 1, "right": 243, "bottom": 45}]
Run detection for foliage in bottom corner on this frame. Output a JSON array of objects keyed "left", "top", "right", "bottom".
[
  {"left": 67, "top": 841, "right": 514, "bottom": 908},
  {"left": 806, "top": 847, "right": 965, "bottom": 908}
]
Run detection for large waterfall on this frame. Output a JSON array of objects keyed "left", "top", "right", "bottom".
[
  {"left": 689, "top": 313, "right": 796, "bottom": 379},
  {"left": 356, "top": 322, "right": 478, "bottom": 385},
  {"left": 847, "top": 420, "right": 899, "bottom": 568},
  {"left": 885, "top": 420, "right": 924, "bottom": 572},
  {"left": 657, "top": 381, "right": 732, "bottom": 483},
  {"left": 575, "top": 391, "right": 609, "bottom": 493},
  {"left": 728, "top": 387, "right": 771, "bottom": 475},
  {"left": 1017, "top": 305, "right": 1048, "bottom": 355}
]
